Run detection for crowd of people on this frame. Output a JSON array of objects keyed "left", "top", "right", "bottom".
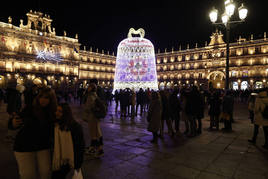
[
  {"left": 0, "top": 79, "right": 268, "bottom": 179},
  {"left": 109, "top": 87, "right": 267, "bottom": 148}
]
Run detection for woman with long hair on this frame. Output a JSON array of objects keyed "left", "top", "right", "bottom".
[
  {"left": 52, "top": 103, "right": 85, "bottom": 178},
  {"left": 8, "top": 87, "right": 57, "bottom": 179}
]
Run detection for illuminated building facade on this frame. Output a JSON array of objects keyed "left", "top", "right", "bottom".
[
  {"left": 156, "top": 30, "right": 268, "bottom": 90},
  {"left": 1, "top": 11, "right": 268, "bottom": 90},
  {"left": 0, "top": 11, "right": 115, "bottom": 88}
]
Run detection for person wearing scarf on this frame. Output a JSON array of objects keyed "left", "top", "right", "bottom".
[{"left": 52, "top": 103, "right": 85, "bottom": 179}]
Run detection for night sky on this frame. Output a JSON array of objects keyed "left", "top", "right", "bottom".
[{"left": 1, "top": 0, "right": 267, "bottom": 54}]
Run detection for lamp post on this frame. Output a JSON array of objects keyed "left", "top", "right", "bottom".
[{"left": 209, "top": 0, "right": 248, "bottom": 90}]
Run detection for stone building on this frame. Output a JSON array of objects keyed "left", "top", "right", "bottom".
[
  {"left": 0, "top": 11, "right": 115, "bottom": 88},
  {"left": 156, "top": 30, "right": 268, "bottom": 90},
  {"left": 1, "top": 11, "right": 268, "bottom": 90}
]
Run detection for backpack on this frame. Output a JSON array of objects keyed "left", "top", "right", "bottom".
[
  {"left": 262, "top": 105, "right": 268, "bottom": 120},
  {"left": 92, "top": 97, "right": 107, "bottom": 119}
]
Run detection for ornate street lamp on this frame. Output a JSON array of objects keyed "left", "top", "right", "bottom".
[{"left": 209, "top": 0, "right": 248, "bottom": 90}]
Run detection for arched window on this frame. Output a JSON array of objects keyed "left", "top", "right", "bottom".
[
  {"left": 37, "top": 21, "right": 42, "bottom": 31},
  {"left": 46, "top": 26, "right": 49, "bottom": 33}
]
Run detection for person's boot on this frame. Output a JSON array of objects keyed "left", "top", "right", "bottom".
[
  {"left": 86, "top": 140, "right": 97, "bottom": 155},
  {"left": 95, "top": 140, "right": 104, "bottom": 158}
]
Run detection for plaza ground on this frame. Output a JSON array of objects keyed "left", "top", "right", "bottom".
[{"left": 0, "top": 101, "right": 268, "bottom": 179}]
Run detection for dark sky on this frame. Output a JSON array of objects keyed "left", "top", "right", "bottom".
[{"left": 1, "top": 0, "right": 267, "bottom": 54}]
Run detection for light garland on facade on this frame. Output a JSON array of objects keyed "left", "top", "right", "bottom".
[
  {"left": 36, "top": 50, "right": 62, "bottom": 62},
  {"left": 113, "top": 28, "right": 158, "bottom": 92}
]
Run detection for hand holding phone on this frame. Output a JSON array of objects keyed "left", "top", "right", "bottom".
[{"left": 12, "top": 116, "right": 23, "bottom": 128}]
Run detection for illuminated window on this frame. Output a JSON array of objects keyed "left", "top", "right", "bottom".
[
  {"left": 193, "top": 54, "right": 199, "bottom": 60},
  {"left": 242, "top": 71, "right": 248, "bottom": 77},
  {"left": 163, "top": 58, "right": 168, "bottom": 63},
  {"left": 202, "top": 53, "right": 208, "bottom": 59},
  {"left": 248, "top": 58, "right": 254, "bottom": 65},
  {"left": 241, "top": 81, "right": 248, "bottom": 90},
  {"left": 185, "top": 55, "right": 190, "bottom": 61},
  {"left": 233, "top": 82, "right": 239, "bottom": 90},
  {"left": 177, "top": 56, "right": 182, "bottom": 61},
  {"left": 236, "top": 48, "right": 243, "bottom": 56},
  {"left": 248, "top": 47, "right": 255, "bottom": 55},
  {"left": 261, "top": 45, "right": 268, "bottom": 53},
  {"left": 231, "top": 71, "right": 237, "bottom": 77}
]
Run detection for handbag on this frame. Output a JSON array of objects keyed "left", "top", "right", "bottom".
[{"left": 72, "top": 168, "right": 83, "bottom": 179}]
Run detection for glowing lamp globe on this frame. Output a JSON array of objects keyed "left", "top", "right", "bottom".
[{"left": 113, "top": 28, "right": 158, "bottom": 91}]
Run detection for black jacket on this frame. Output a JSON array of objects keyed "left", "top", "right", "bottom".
[
  {"left": 70, "top": 122, "right": 85, "bottom": 169},
  {"left": 8, "top": 106, "right": 53, "bottom": 152},
  {"left": 51, "top": 121, "right": 85, "bottom": 170},
  {"left": 6, "top": 88, "right": 21, "bottom": 114}
]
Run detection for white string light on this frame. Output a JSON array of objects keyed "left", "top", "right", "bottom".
[{"left": 36, "top": 50, "right": 62, "bottom": 62}]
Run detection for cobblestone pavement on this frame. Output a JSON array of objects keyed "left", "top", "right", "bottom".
[{"left": 0, "top": 101, "right": 268, "bottom": 179}]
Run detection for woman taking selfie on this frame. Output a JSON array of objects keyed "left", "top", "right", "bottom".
[{"left": 8, "top": 87, "right": 57, "bottom": 179}]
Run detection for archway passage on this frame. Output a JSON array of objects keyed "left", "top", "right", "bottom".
[{"left": 207, "top": 71, "right": 225, "bottom": 89}]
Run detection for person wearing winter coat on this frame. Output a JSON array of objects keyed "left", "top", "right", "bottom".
[
  {"left": 147, "top": 91, "right": 162, "bottom": 143},
  {"left": 52, "top": 103, "right": 85, "bottom": 179},
  {"left": 180, "top": 89, "right": 189, "bottom": 135},
  {"left": 221, "top": 91, "right": 234, "bottom": 131},
  {"left": 83, "top": 83, "right": 104, "bottom": 157},
  {"left": 8, "top": 87, "right": 57, "bottom": 179},
  {"left": 130, "top": 90, "right": 136, "bottom": 118},
  {"left": 169, "top": 89, "right": 181, "bottom": 134},
  {"left": 208, "top": 90, "right": 221, "bottom": 130},
  {"left": 185, "top": 88, "right": 198, "bottom": 137},
  {"left": 192, "top": 87, "right": 205, "bottom": 134},
  {"left": 136, "top": 88, "right": 145, "bottom": 116},
  {"left": 248, "top": 93, "right": 257, "bottom": 123},
  {"left": 159, "top": 90, "right": 174, "bottom": 137},
  {"left": 6, "top": 80, "right": 21, "bottom": 115},
  {"left": 248, "top": 90, "right": 268, "bottom": 149}
]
